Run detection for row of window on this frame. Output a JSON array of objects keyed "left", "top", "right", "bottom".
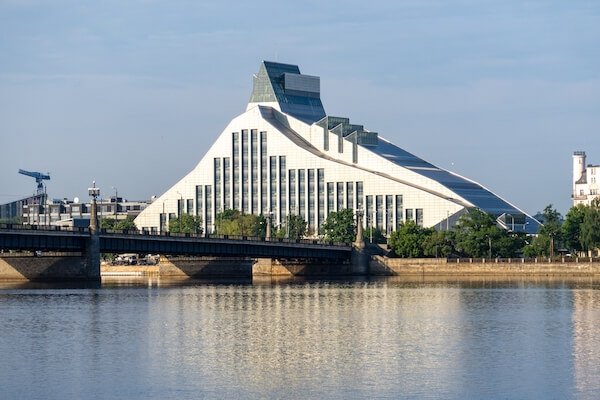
[{"left": 160, "top": 130, "right": 425, "bottom": 232}]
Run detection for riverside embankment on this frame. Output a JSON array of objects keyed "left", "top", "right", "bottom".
[
  {"left": 3, "top": 253, "right": 600, "bottom": 280},
  {"left": 371, "top": 256, "right": 600, "bottom": 276}
]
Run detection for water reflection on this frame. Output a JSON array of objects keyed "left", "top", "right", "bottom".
[{"left": 1, "top": 278, "right": 600, "bottom": 399}]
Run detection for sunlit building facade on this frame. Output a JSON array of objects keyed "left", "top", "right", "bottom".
[
  {"left": 573, "top": 151, "right": 600, "bottom": 206},
  {"left": 135, "top": 61, "right": 540, "bottom": 234}
]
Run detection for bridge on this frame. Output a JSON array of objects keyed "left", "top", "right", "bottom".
[
  {"left": 0, "top": 224, "right": 354, "bottom": 281},
  {"left": 0, "top": 224, "right": 351, "bottom": 260}
]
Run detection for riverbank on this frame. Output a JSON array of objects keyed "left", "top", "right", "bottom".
[
  {"left": 372, "top": 256, "right": 600, "bottom": 276},
  {"left": 3, "top": 253, "right": 600, "bottom": 281}
]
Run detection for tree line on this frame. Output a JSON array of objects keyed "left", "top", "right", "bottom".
[{"left": 98, "top": 200, "right": 600, "bottom": 258}]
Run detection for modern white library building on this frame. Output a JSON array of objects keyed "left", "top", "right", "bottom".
[{"left": 134, "top": 61, "right": 540, "bottom": 235}]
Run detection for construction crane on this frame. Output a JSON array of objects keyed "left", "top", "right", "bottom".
[{"left": 18, "top": 169, "right": 50, "bottom": 196}]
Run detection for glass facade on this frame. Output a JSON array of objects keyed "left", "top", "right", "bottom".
[
  {"left": 395, "top": 195, "right": 403, "bottom": 229},
  {"left": 241, "top": 130, "right": 249, "bottom": 213},
  {"left": 317, "top": 169, "right": 325, "bottom": 227},
  {"left": 232, "top": 132, "right": 240, "bottom": 210},
  {"left": 205, "top": 185, "right": 213, "bottom": 230},
  {"left": 346, "top": 182, "right": 354, "bottom": 210},
  {"left": 270, "top": 156, "right": 277, "bottom": 214},
  {"left": 196, "top": 185, "right": 203, "bottom": 218},
  {"left": 376, "top": 195, "right": 383, "bottom": 230},
  {"left": 260, "top": 131, "right": 268, "bottom": 213},
  {"left": 308, "top": 169, "right": 315, "bottom": 229},
  {"left": 279, "top": 156, "right": 286, "bottom": 221},
  {"left": 223, "top": 157, "right": 230, "bottom": 210},
  {"left": 327, "top": 182, "right": 334, "bottom": 214},
  {"left": 214, "top": 158, "right": 221, "bottom": 212},
  {"left": 356, "top": 182, "right": 364, "bottom": 210},
  {"left": 298, "top": 169, "right": 306, "bottom": 220},
  {"left": 416, "top": 208, "right": 424, "bottom": 227},
  {"left": 366, "top": 195, "right": 373, "bottom": 229},
  {"left": 336, "top": 182, "right": 344, "bottom": 211},
  {"left": 289, "top": 169, "right": 296, "bottom": 214},
  {"left": 386, "top": 195, "right": 393, "bottom": 233},
  {"left": 251, "top": 130, "right": 258, "bottom": 213}
]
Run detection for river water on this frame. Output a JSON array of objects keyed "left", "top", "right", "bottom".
[{"left": 1, "top": 276, "right": 600, "bottom": 399}]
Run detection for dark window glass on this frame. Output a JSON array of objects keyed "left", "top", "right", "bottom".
[
  {"left": 260, "top": 132, "right": 268, "bottom": 213},
  {"left": 241, "top": 130, "right": 248, "bottom": 212},
  {"left": 299, "top": 169, "right": 306, "bottom": 220},
  {"left": 416, "top": 208, "right": 424, "bottom": 227},
  {"left": 308, "top": 169, "right": 315, "bottom": 230},
  {"left": 270, "top": 156, "right": 277, "bottom": 214},
  {"left": 214, "top": 157, "right": 222, "bottom": 212},
  {"left": 346, "top": 182, "right": 354, "bottom": 210},
  {"left": 336, "top": 182, "right": 344, "bottom": 211},
  {"left": 251, "top": 130, "right": 258, "bottom": 213},
  {"left": 376, "top": 195, "right": 383, "bottom": 229},
  {"left": 317, "top": 169, "right": 325, "bottom": 228},
  {"left": 232, "top": 132, "right": 240, "bottom": 210},
  {"left": 396, "top": 195, "right": 403, "bottom": 229}
]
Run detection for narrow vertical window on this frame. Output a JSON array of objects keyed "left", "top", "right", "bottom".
[
  {"left": 214, "top": 157, "right": 222, "bottom": 213},
  {"left": 366, "top": 195, "right": 374, "bottom": 230},
  {"left": 327, "top": 182, "right": 334, "bottom": 215},
  {"left": 289, "top": 169, "right": 296, "bottom": 215},
  {"left": 279, "top": 156, "right": 286, "bottom": 221},
  {"left": 416, "top": 208, "right": 424, "bottom": 227},
  {"left": 251, "top": 129, "right": 258, "bottom": 213},
  {"left": 270, "top": 156, "right": 277, "bottom": 215},
  {"left": 346, "top": 182, "right": 354, "bottom": 210},
  {"left": 241, "top": 130, "right": 248, "bottom": 213},
  {"left": 299, "top": 169, "right": 306, "bottom": 221},
  {"left": 356, "top": 182, "right": 364, "bottom": 210},
  {"left": 260, "top": 131, "right": 268, "bottom": 213},
  {"left": 376, "top": 195, "right": 383, "bottom": 230},
  {"left": 385, "top": 195, "right": 393, "bottom": 234},
  {"left": 317, "top": 169, "right": 325, "bottom": 228},
  {"left": 223, "top": 157, "right": 231, "bottom": 210},
  {"left": 232, "top": 132, "right": 240, "bottom": 210},
  {"left": 205, "top": 185, "right": 213, "bottom": 231},
  {"left": 308, "top": 169, "right": 315, "bottom": 230},
  {"left": 405, "top": 208, "right": 413, "bottom": 222},
  {"left": 336, "top": 182, "right": 344, "bottom": 211},
  {"left": 395, "top": 195, "right": 403, "bottom": 229},
  {"left": 195, "top": 185, "right": 203, "bottom": 218}
]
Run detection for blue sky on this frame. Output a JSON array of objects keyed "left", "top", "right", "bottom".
[{"left": 1, "top": 0, "right": 599, "bottom": 215}]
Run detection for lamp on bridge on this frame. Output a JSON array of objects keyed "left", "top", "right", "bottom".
[{"left": 88, "top": 182, "right": 100, "bottom": 233}]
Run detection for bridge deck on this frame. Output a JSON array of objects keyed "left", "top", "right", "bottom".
[{"left": 0, "top": 225, "right": 352, "bottom": 261}]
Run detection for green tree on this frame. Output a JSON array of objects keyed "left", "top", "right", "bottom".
[
  {"left": 322, "top": 209, "right": 356, "bottom": 243},
  {"left": 275, "top": 214, "right": 307, "bottom": 240},
  {"left": 562, "top": 204, "right": 587, "bottom": 254},
  {"left": 214, "top": 209, "right": 265, "bottom": 237},
  {"left": 168, "top": 213, "right": 203, "bottom": 234},
  {"left": 454, "top": 209, "right": 502, "bottom": 258},
  {"left": 363, "top": 226, "right": 386, "bottom": 244},
  {"left": 580, "top": 202, "right": 600, "bottom": 254},
  {"left": 388, "top": 220, "right": 433, "bottom": 258},
  {"left": 423, "top": 230, "right": 455, "bottom": 258}
]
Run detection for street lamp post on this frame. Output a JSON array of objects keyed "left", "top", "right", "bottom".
[{"left": 88, "top": 181, "right": 100, "bottom": 233}]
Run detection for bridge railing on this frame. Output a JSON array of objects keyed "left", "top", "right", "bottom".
[
  {"left": 0, "top": 224, "right": 352, "bottom": 248},
  {"left": 0, "top": 223, "right": 88, "bottom": 234},
  {"left": 100, "top": 228, "right": 351, "bottom": 247}
]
